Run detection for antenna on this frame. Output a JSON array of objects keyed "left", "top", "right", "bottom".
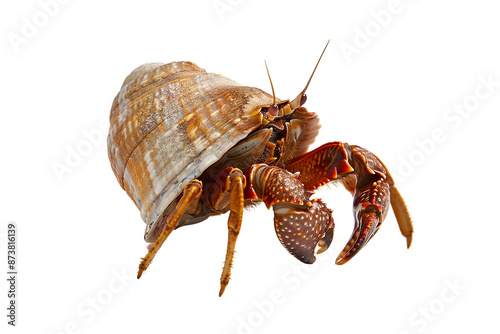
[{"left": 290, "top": 40, "right": 330, "bottom": 109}]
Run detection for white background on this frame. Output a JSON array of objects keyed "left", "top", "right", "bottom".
[{"left": 1, "top": 0, "right": 499, "bottom": 333}]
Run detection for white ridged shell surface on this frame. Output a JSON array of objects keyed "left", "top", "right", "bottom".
[{"left": 108, "top": 61, "right": 274, "bottom": 241}]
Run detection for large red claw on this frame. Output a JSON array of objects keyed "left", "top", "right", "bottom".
[
  {"left": 246, "top": 164, "right": 335, "bottom": 263},
  {"left": 273, "top": 200, "right": 334, "bottom": 264}
]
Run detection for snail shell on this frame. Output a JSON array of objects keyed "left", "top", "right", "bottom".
[{"left": 107, "top": 61, "right": 276, "bottom": 241}]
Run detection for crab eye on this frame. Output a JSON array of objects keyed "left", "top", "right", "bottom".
[
  {"left": 300, "top": 94, "right": 307, "bottom": 106},
  {"left": 268, "top": 104, "right": 279, "bottom": 117}
]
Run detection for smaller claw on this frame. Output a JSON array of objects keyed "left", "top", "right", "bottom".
[
  {"left": 336, "top": 173, "right": 391, "bottom": 265},
  {"left": 335, "top": 208, "right": 380, "bottom": 265}
]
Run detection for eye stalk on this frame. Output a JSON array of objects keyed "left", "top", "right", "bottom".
[
  {"left": 290, "top": 40, "right": 330, "bottom": 109},
  {"left": 264, "top": 60, "right": 279, "bottom": 117}
]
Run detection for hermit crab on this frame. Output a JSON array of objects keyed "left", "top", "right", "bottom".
[{"left": 107, "top": 44, "right": 413, "bottom": 296}]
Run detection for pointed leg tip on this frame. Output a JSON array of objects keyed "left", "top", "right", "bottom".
[
  {"left": 137, "top": 265, "right": 146, "bottom": 279},
  {"left": 137, "top": 259, "right": 147, "bottom": 279},
  {"left": 219, "top": 277, "right": 230, "bottom": 297},
  {"left": 406, "top": 234, "right": 413, "bottom": 249}
]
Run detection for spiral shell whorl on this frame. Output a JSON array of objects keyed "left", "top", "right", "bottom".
[{"left": 108, "top": 61, "right": 274, "bottom": 240}]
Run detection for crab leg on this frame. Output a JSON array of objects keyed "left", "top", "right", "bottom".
[
  {"left": 286, "top": 142, "right": 413, "bottom": 265},
  {"left": 137, "top": 179, "right": 202, "bottom": 278},
  {"left": 286, "top": 142, "right": 355, "bottom": 190},
  {"left": 216, "top": 168, "right": 246, "bottom": 297}
]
